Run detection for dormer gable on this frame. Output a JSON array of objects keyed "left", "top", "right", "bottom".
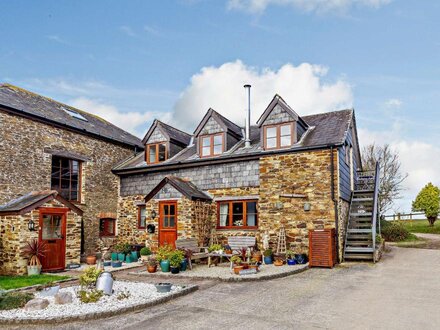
[
  {"left": 142, "top": 120, "right": 191, "bottom": 164},
  {"left": 257, "top": 95, "right": 309, "bottom": 150},
  {"left": 193, "top": 108, "right": 243, "bottom": 157}
]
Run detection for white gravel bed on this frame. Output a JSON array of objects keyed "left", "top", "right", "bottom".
[
  {"left": 136, "top": 263, "right": 308, "bottom": 280},
  {"left": 0, "top": 281, "right": 183, "bottom": 321}
]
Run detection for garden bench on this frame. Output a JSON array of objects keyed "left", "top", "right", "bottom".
[
  {"left": 175, "top": 238, "right": 209, "bottom": 270},
  {"left": 227, "top": 236, "right": 256, "bottom": 253}
]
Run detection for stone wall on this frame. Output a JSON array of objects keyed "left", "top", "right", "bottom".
[
  {"left": 146, "top": 127, "right": 166, "bottom": 144},
  {"left": 0, "top": 199, "right": 81, "bottom": 275},
  {"left": 0, "top": 110, "right": 134, "bottom": 255},
  {"left": 262, "top": 104, "right": 294, "bottom": 125},
  {"left": 258, "top": 149, "right": 338, "bottom": 253},
  {"left": 337, "top": 198, "right": 350, "bottom": 261}
]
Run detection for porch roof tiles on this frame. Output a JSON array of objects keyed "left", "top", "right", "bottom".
[{"left": 144, "top": 176, "right": 212, "bottom": 202}]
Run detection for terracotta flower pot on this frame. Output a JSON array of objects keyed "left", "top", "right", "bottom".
[
  {"left": 274, "top": 259, "right": 284, "bottom": 266},
  {"left": 233, "top": 265, "right": 244, "bottom": 275},
  {"left": 252, "top": 254, "right": 262, "bottom": 263},
  {"left": 86, "top": 255, "right": 97, "bottom": 265},
  {"left": 147, "top": 265, "right": 157, "bottom": 273},
  {"left": 249, "top": 265, "right": 259, "bottom": 271}
]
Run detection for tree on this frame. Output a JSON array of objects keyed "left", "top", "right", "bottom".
[
  {"left": 412, "top": 183, "right": 440, "bottom": 226},
  {"left": 361, "top": 144, "right": 408, "bottom": 215}
]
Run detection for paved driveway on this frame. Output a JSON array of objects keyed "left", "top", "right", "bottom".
[{"left": 16, "top": 246, "right": 440, "bottom": 330}]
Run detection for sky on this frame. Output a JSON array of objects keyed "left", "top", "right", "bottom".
[{"left": 1, "top": 0, "right": 439, "bottom": 213}]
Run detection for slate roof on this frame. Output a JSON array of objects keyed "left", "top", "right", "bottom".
[
  {"left": 142, "top": 119, "right": 191, "bottom": 146},
  {"left": 0, "top": 84, "right": 143, "bottom": 149},
  {"left": 144, "top": 176, "right": 212, "bottom": 202},
  {"left": 0, "top": 191, "right": 83, "bottom": 216},
  {"left": 113, "top": 108, "right": 354, "bottom": 174}
]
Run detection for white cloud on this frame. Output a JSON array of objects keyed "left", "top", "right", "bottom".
[
  {"left": 171, "top": 60, "right": 353, "bottom": 131},
  {"left": 384, "top": 98, "right": 402, "bottom": 108},
  {"left": 227, "top": 0, "right": 391, "bottom": 14},
  {"left": 119, "top": 26, "right": 136, "bottom": 37},
  {"left": 69, "top": 97, "right": 170, "bottom": 137}
]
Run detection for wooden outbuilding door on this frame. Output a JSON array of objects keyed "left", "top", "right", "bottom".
[
  {"left": 159, "top": 201, "right": 178, "bottom": 248},
  {"left": 39, "top": 208, "right": 67, "bottom": 272}
]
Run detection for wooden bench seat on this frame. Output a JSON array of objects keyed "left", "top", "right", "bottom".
[
  {"left": 175, "top": 238, "right": 209, "bottom": 269},
  {"left": 227, "top": 236, "right": 256, "bottom": 253}
]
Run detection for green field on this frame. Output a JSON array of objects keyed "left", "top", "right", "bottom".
[
  {"left": 0, "top": 274, "right": 70, "bottom": 290},
  {"left": 393, "top": 219, "right": 440, "bottom": 235}
]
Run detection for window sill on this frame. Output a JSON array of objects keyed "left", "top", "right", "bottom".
[{"left": 216, "top": 228, "right": 258, "bottom": 231}]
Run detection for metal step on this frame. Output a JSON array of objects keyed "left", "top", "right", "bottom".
[
  {"left": 345, "top": 241, "right": 372, "bottom": 246},
  {"left": 352, "top": 197, "right": 374, "bottom": 202},
  {"left": 345, "top": 247, "right": 374, "bottom": 253},
  {"left": 350, "top": 212, "right": 373, "bottom": 217},
  {"left": 354, "top": 190, "right": 374, "bottom": 194},
  {"left": 344, "top": 253, "right": 374, "bottom": 260},
  {"left": 348, "top": 229, "right": 372, "bottom": 233}
]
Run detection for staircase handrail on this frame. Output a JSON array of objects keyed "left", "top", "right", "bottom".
[{"left": 371, "top": 162, "right": 380, "bottom": 259}]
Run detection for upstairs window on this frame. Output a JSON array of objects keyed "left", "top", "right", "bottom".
[
  {"left": 264, "top": 123, "right": 294, "bottom": 150},
  {"left": 146, "top": 143, "right": 167, "bottom": 164},
  {"left": 200, "top": 133, "right": 223, "bottom": 157},
  {"left": 51, "top": 156, "right": 81, "bottom": 202}
]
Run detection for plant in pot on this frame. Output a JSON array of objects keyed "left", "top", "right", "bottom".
[
  {"left": 114, "top": 243, "right": 125, "bottom": 262},
  {"left": 178, "top": 248, "right": 190, "bottom": 271},
  {"left": 130, "top": 247, "right": 139, "bottom": 262},
  {"left": 156, "top": 245, "right": 173, "bottom": 272},
  {"left": 147, "top": 257, "right": 158, "bottom": 273},
  {"left": 86, "top": 253, "right": 97, "bottom": 265},
  {"left": 223, "top": 244, "right": 232, "bottom": 254},
  {"left": 140, "top": 247, "right": 152, "bottom": 262},
  {"left": 169, "top": 250, "right": 184, "bottom": 274},
  {"left": 23, "top": 239, "right": 47, "bottom": 276},
  {"left": 263, "top": 249, "right": 273, "bottom": 265},
  {"left": 295, "top": 248, "right": 308, "bottom": 265},
  {"left": 122, "top": 243, "right": 132, "bottom": 263},
  {"left": 231, "top": 255, "right": 244, "bottom": 275},
  {"left": 249, "top": 258, "right": 259, "bottom": 271},
  {"left": 286, "top": 250, "right": 297, "bottom": 265},
  {"left": 252, "top": 250, "right": 262, "bottom": 263},
  {"left": 273, "top": 258, "right": 284, "bottom": 266}
]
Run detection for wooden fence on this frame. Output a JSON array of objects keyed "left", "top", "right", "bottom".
[{"left": 383, "top": 212, "right": 426, "bottom": 221}]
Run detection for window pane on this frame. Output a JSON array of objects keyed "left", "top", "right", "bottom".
[
  {"left": 61, "top": 179, "right": 70, "bottom": 189},
  {"left": 72, "top": 161, "right": 79, "bottom": 174},
  {"left": 266, "top": 137, "right": 277, "bottom": 149},
  {"left": 213, "top": 144, "right": 222, "bottom": 155},
  {"left": 280, "top": 124, "right": 291, "bottom": 136},
  {"left": 247, "top": 214, "right": 256, "bottom": 227},
  {"left": 169, "top": 216, "right": 175, "bottom": 227},
  {"left": 219, "top": 203, "right": 229, "bottom": 227},
  {"left": 107, "top": 220, "right": 115, "bottom": 234},
  {"left": 149, "top": 146, "right": 157, "bottom": 163},
  {"left": 158, "top": 144, "right": 166, "bottom": 161},
  {"left": 139, "top": 207, "right": 146, "bottom": 228},
  {"left": 213, "top": 135, "right": 222, "bottom": 145},
  {"left": 163, "top": 216, "right": 169, "bottom": 227},
  {"left": 70, "top": 191, "right": 78, "bottom": 201},
  {"left": 247, "top": 202, "right": 257, "bottom": 227},
  {"left": 202, "top": 136, "right": 211, "bottom": 147},
  {"left": 164, "top": 205, "right": 169, "bottom": 215},
  {"left": 232, "top": 202, "right": 244, "bottom": 226},
  {"left": 202, "top": 146, "right": 210, "bottom": 156},
  {"left": 59, "top": 190, "right": 69, "bottom": 200},
  {"left": 42, "top": 215, "right": 62, "bottom": 240},
  {"left": 266, "top": 127, "right": 277, "bottom": 138},
  {"left": 169, "top": 204, "right": 175, "bottom": 215},
  {"left": 280, "top": 135, "right": 291, "bottom": 147}
]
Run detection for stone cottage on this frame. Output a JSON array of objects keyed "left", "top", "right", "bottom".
[
  {"left": 113, "top": 93, "right": 362, "bottom": 260},
  {"left": 0, "top": 84, "right": 143, "bottom": 274}
]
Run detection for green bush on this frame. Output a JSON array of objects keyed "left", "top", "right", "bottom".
[
  {"left": 79, "top": 267, "right": 102, "bottom": 289},
  {"left": 381, "top": 221, "right": 410, "bottom": 242},
  {"left": 140, "top": 247, "right": 152, "bottom": 256},
  {"left": 169, "top": 250, "right": 185, "bottom": 268},
  {"left": 77, "top": 289, "right": 103, "bottom": 303},
  {"left": 156, "top": 245, "right": 173, "bottom": 262},
  {"left": 0, "top": 292, "right": 34, "bottom": 310}
]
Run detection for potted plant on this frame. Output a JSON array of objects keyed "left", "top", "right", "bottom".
[
  {"left": 140, "top": 247, "right": 152, "bottom": 261},
  {"left": 252, "top": 250, "right": 262, "bottom": 263},
  {"left": 86, "top": 253, "right": 97, "bottom": 265},
  {"left": 147, "top": 257, "right": 158, "bottom": 273},
  {"left": 178, "top": 248, "right": 190, "bottom": 271},
  {"left": 130, "top": 247, "right": 139, "bottom": 262},
  {"left": 295, "top": 248, "right": 308, "bottom": 264},
  {"left": 231, "top": 255, "right": 244, "bottom": 275},
  {"left": 286, "top": 250, "right": 297, "bottom": 265},
  {"left": 114, "top": 243, "right": 125, "bottom": 262},
  {"left": 274, "top": 258, "right": 284, "bottom": 266},
  {"left": 223, "top": 244, "right": 232, "bottom": 254},
  {"left": 111, "top": 248, "right": 118, "bottom": 261},
  {"left": 23, "top": 239, "right": 47, "bottom": 276},
  {"left": 157, "top": 245, "right": 173, "bottom": 272},
  {"left": 249, "top": 258, "right": 259, "bottom": 271},
  {"left": 169, "top": 250, "right": 184, "bottom": 274},
  {"left": 263, "top": 249, "right": 273, "bottom": 264},
  {"left": 122, "top": 243, "right": 132, "bottom": 263},
  {"left": 208, "top": 244, "right": 223, "bottom": 254}
]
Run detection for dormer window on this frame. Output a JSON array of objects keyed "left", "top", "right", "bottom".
[
  {"left": 264, "top": 122, "right": 294, "bottom": 150},
  {"left": 146, "top": 143, "right": 167, "bottom": 164},
  {"left": 200, "top": 133, "right": 223, "bottom": 157}
]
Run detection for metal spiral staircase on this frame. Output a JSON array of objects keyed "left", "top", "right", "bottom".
[{"left": 343, "top": 162, "right": 380, "bottom": 262}]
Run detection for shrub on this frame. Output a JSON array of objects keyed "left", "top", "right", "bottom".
[
  {"left": 381, "top": 222, "right": 410, "bottom": 242},
  {"left": 263, "top": 249, "right": 273, "bottom": 257},
  {"left": 0, "top": 292, "right": 34, "bottom": 310},
  {"left": 140, "top": 247, "right": 152, "bottom": 256},
  {"left": 79, "top": 267, "right": 102, "bottom": 289},
  {"left": 156, "top": 245, "right": 173, "bottom": 263},
  {"left": 77, "top": 289, "right": 103, "bottom": 303},
  {"left": 208, "top": 244, "right": 222, "bottom": 253},
  {"left": 412, "top": 183, "right": 440, "bottom": 226},
  {"left": 169, "top": 250, "right": 185, "bottom": 268}
]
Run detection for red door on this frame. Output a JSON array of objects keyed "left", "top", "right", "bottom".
[
  {"left": 159, "top": 201, "right": 177, "bottom": 248},
  {"left": 39, "top": 208, "right": 67, "bottom": 272}
]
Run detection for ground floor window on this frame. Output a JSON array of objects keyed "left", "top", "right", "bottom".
[
  {"left": 217, "top": 200, "right": 258, "bottom": 229},
  {"left": 100, "top": 218, "right": 115, "bottom": 237},
  {"left": 138, "top": 206, "right": 146, "bottom": 229}
]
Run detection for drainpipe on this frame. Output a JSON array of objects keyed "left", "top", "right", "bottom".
[
  {"left": 330, "top": 146, "right": 340, "bottom": 263},
  {"left": 244, "top": 84, "right": 251, "bottom": 148}
]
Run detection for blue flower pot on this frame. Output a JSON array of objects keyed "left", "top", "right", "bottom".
[
  {"left": 111, "top": 261, "right": 122, "bottom": 268},
  {"left": 180, "top": 259, "right": 187, "bottom": 272},
  {"left": 295, "top": 254, "right": 308, "bottom": 264},
  {"left": 160, "top": 260, "right": 170, "bottom": 272},
  {"left": 287, "top": 259, "right": 297, "bottom": 266},
  {"left": 111, "top": 252, "right": 118, "bottom": 261},
  {"left": 131, "top": 251, "right": 138, "bottom": 261},
  {"left": 125, "top": 255, "right": 132, "bottom": 263},
  {"left": 264, "top": 256, "right": 273, "bottom": 264},
  {"left": 118, "top": 253, "right": 125, "bottom": 262}
]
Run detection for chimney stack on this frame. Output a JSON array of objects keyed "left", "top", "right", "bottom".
[{"left": 244, "top": 84, "right": 251, "bottom": 148}]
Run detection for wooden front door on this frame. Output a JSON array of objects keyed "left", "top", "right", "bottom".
[
  {"left": 39, "top": 208, "right": 67, "bottom": 272},
  {"left": 159, "top": 201, "right": 178, "bottom": 248}
]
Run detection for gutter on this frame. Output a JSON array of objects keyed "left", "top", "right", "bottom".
[
  {"left": 113, "top": 142, "right": 344, "bottom": 176},
  {"left": 330, "top": 146, "right": 340, "bottom": 263}
]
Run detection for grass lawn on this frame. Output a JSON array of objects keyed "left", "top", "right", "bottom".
[
  {"left": 394, "top": 220, "right": 440, "bottom": 235},
  {"left": 0, "top": 274, "right": 70, "bottom": 290},
  {"left": 394, "top": 233, "right": 427, "bottom": 248}
]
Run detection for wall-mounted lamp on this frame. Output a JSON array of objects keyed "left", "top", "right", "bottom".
[
  {"left": 28, "top": 219, "right": 36, "bottom": 231},
  {"left": 274, "top": 202, "right": 283, "bottom": 210},
  {"left": 304, "top": 202, "right": 311, "bottom": 212},
  {"left": 151, "top": 210, "right": 157, "bottom": 220}
]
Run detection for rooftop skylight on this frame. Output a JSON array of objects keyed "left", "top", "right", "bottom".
[{"left": 62, "top": 107, "right": 88, "bottom": 121}]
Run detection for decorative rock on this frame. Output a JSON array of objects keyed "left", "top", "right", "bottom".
[
  {"left": 24, "top": 298, "right": 49, "bottom": 311},
  {"left": 54, "top": 292, "right": 73, "bottom": 305}
]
